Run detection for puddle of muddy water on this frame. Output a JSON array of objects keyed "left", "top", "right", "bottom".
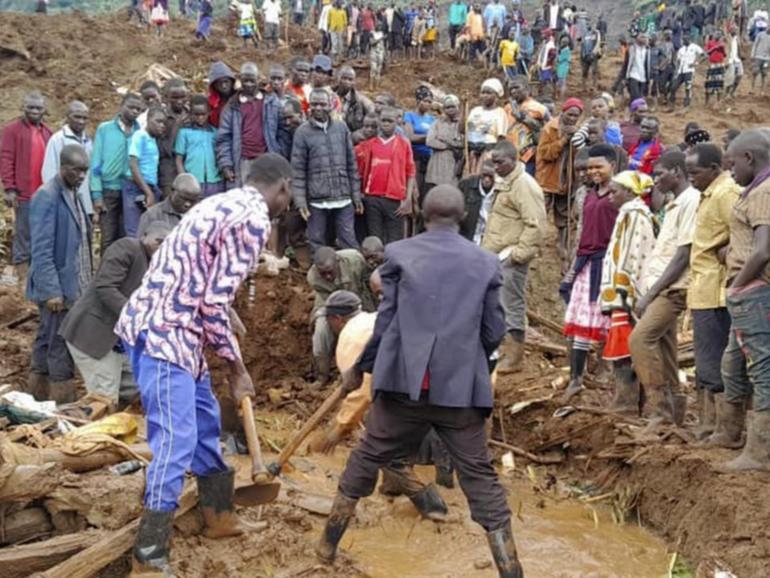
[{"left": 265, "top": 452, "right": 670, "bottom": 578}]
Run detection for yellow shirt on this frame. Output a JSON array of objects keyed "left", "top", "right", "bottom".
[
  {"left": 328, "top": 7, "right": 348, "bottom": 32},
  {"left": 641, "top": 186, "right": 700, "bottom": 295},
  {"left": 688, "top": 171, "right": 741, "bottom": 309},
  {"left": 467, "top": 12, "right": 484, "bottom": 41},
  {"left": 334, "top": 312, "right": 376, "bottom": 431},
  {"left": 499, "top": 40, "right": 520, "bottom": 67}
]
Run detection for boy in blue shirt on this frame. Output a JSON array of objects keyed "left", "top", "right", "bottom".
[
  {"left": 124, "top": 107, "right": 167, "bottom": 237},
  {"left": 174, "top": 95, "right": 224, "bottom": 198}
]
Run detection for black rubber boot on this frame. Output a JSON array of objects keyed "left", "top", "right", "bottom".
[
  {"left": 316, "top": 493, "right": 358, "bottom": 563},
  {"left": 703, "top": 396, "right": 747, "bottom": 449},
  {"left": 609, "top": 363, "right": 640, "bottom": 416},
  {"left": 486, "top": 522, "right": 524, "bottom": 578},
  {"left": 198, "top": 467, "right": 259, "bottom": 538},
  {"left": 408, "top": 484, "right": 448, "bottom": 521},
  {"left": 717, "top": 411, "right": 770, "bottom": 473},
  {"left": 130, "top": 509, "right": 175, "bottom": 577}
]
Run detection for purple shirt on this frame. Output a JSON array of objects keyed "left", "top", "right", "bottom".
[
  {"left": 241, "top": 99, "right": 267, "bottom": 159},
  {"left": 115, "top": 186, "right": 271, "bottom": 378},
  {"left": 577, "top": 188, "right": 618, "bottom": 256}
]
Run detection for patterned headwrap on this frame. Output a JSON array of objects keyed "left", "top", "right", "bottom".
[
  {"left": 415, "top": 85, "right": 433, "bottom": 102},
  {"left": 685, "top": 129, "right": 711, "bottom": 147},
  {"left": 442, "top": 94, "right": 461, "bottom": 108},
  {"left": 612, "top": 171, "right": 654, "bottom": 196}
]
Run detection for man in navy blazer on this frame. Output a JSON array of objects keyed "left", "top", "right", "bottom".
[
  {"left": 316, "top": 185, "right": 524, "bottom": 578},
  {"left": 26, "top": 144, "right": 92, "bottom": 404}
]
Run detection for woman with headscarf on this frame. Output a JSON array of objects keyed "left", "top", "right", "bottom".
[
  {"left": 466, "top": 78, "right": 508, "bottom": 174},
  {"left": 600, "top": 170, "right": 657, "bottom": 412},
  {"left": 403, "top": 86, "right": 437, "bottom": 204},
  {"left": 426, "top": 94, "right": 465, "bottom": 187}
]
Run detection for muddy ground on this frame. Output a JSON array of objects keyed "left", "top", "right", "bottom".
[{"left": 1, "top": 10, "right": 770, "bottom": 578}]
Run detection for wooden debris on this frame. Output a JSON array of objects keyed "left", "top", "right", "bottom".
[
  {"left": 3, "top": 312, "right": 37, "bottom": 330},
  {"left": 488, "top": 438, "right": 564, "bottom": 465},
  {"left": 0, "top": 531, "right": 102, "bottom": 578},
  {"left": 37, "top": 482, "right": 198, "bottom": 578},
  {"left": 0, "top": 463, "right": 62, "bottom": 503},
  {"left": 526, "top": 310, "right": 564, "bottom": 336},
  {"left": 0, "top": 507, "right": 52, "bottom": 546},
  {"left": 525, "top": 339, "right": 568, "bottom": 357}
]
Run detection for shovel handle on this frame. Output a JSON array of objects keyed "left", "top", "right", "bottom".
[
  {"left": 240, "top": 396, "right": 271, "bottom": 483},
  {"left": 268, "top": 386, "right": 346, "bottom": 476}
]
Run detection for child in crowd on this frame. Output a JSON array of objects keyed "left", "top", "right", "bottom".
[
  {"left": 238, "top": 0, "right": 259, "bottom": 47},
  {"left": 370, "top": 23, "right": 387, "bottom": 90},
  {"left": 175, "top": 95, "right": 224, "bottom": 198},
  {"left": 556, "top": 35, "right": 573, "bottom": 98},
  {"left": 125, "top": 107, "right": 167, "bottom": 237},
  {"left": 151, "top": 0, "right": 170, "bottom": 37},
  {"left": 499, "top": 30, "right": 520, "bottom": 81},
  {"left": 466, "top": 78, "right": 507, "bottom": 174}
]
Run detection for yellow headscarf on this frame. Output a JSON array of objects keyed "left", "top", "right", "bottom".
[{"left": 611, "top": 171, "right": 654, "bottom": 197}]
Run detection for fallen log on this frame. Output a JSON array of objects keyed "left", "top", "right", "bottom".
[
  {"left": 4, "top": 311, "right": 37, "bottom": 330},
  {"left": 525, "top": 339, "right": 568, "bottom": 357},
  {"left": 0, "top": 463, "right": 62, "bottom": 503},
  {"left": 37, "top": 482, "right": 198, "bottom": 578},
  {"left": 526, "top": 310, "right": 564, "bottom": 336},
  {"left": 2, "top": 441, "right": 151, "bottom": 473},
  {"left": 0, "top": 530, "right": 102, "bottom": 578},
  {"left": 0, "top": 507, "right": 52, "bottom": 546},
  {"left": 488, "top": 438, "right": 564, "bottom": 465}
]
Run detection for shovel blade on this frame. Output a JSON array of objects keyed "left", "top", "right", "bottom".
[{"left": 234, "top": 481, "right": 281, "bottom": 506}]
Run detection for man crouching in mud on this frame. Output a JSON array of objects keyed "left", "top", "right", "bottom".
[{"left": 315, "top": 184, "right": 525, "bottom": 577}]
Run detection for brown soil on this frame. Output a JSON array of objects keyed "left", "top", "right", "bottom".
[{"left": 2, "top": 10, "right": 770, "bottom": 578}]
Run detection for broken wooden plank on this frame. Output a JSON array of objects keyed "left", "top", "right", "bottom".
[
  {"left": 4, "top": 311, "right": 37, "bottom": 330},
  {"left": 37, "top": 483, "right": 197, "bottom": 578},
  {"left": 0, "top": 530, "right": 102, "bottom": 578},
  {"left": 526, "top": 310, "right": 564, "bottom": 336},
  {"left": 525, "top": 339, "right": 568, "bottom": 357},
  {"left": 0, "top": 463, "right": 62, "bottom": 503}
]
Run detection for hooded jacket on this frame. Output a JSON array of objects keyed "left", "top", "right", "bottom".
[
  {"left": 207, "top": 61, "right": 235, "bottom": 128},
  {"left": 215, "top": 92, "right": 282, "bottom": 187}
]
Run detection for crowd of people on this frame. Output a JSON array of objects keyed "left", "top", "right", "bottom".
[{"left": 4, "top": 0, "right": 770, "bottom": 577}]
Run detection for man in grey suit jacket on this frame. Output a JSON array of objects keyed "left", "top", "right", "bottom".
[
  {"left": 316, "top": 185, "right": 524, "bottom": 578},
  {"left": 59, "top": 222, "right": 170, "bottom": 406}
]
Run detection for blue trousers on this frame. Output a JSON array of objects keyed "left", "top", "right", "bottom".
[
  {"left": 722, "top": 285, "right": 770, "bottom": 412},
  {"left": 122, "top": 181, "right": 161, "bottom": 238},
  {"left": 125, "top": 333, "right": 228, "bottom": 511}
]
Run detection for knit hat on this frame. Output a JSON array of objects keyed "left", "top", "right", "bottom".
[
  {"left": 562, "top": 97, "right": 584, "bottom": 113},
  {"left": 612, "top": 171, "right": 654, "bottom": 196},
  {"left": 481, "top": 78, "right": 505, "bottom": 98},
  {"left": 629, "top": 97, "right": 648, "bottom": 112},
  {"left": 319, "top": 290, "right": 362, "bottom": 317}
]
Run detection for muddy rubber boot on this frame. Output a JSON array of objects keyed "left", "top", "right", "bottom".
[
  {"left": 49, "top": 379, "right": 77, "bottom": 405},
  {"left": 608, "top": 364, "right": 640, "bottom": 416},
  {"left": 717, "top": 411, "right": 770, "bottom": 473},
  {"left": 435, "top": 465, "right": 455, "bottom": 489},
  {"left": 408, "top": 484, "right": 449, "bottom": 521},
  {"left": 694, "top": 390, "right": 717, "bottom": 440},
  {"left": 25, "top": 371, "right": 49, "bottom": 401},
  {"left": 316, "top": 493, "right": 358, "bottom": 563},
  {"left": 129, "top": 509, "right": 176, "bottom": 577},
  {"left": 486, "top": 522, "right": 524, "bottom": 578},
  {"left": 197, "top": 467, "right": 258, "bottom": 538},
  {"left": 702, "top": 396, "right": 747, "bottom": 449},
  {"left": 561, "top": 377, "right": 583, "bottom": 403},
  {"left": 497, "top": 337, "right": 524, "bottom": 375}
]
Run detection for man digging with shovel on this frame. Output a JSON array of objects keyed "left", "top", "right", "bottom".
[{"left": 115, "top": 153, "right": 293, "bottom": 576}]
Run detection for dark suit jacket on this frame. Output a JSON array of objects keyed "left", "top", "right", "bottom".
[
  {"left": 357, "top": 226, "right": 506, "bottom": 411},
  {"left": 60, "top": 238, "right": 149, "bottom": 359},
  {"left": 27, "top": 176, "right": 92, "bottom": 306}
]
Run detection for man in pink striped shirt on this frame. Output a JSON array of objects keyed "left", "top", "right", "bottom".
[{"left": 115, "top": 153, "right": 292, "bottom": 575}]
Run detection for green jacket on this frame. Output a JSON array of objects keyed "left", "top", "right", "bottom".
[{"left": 307, "top": 249, "right": 376, "bottom": 313}]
